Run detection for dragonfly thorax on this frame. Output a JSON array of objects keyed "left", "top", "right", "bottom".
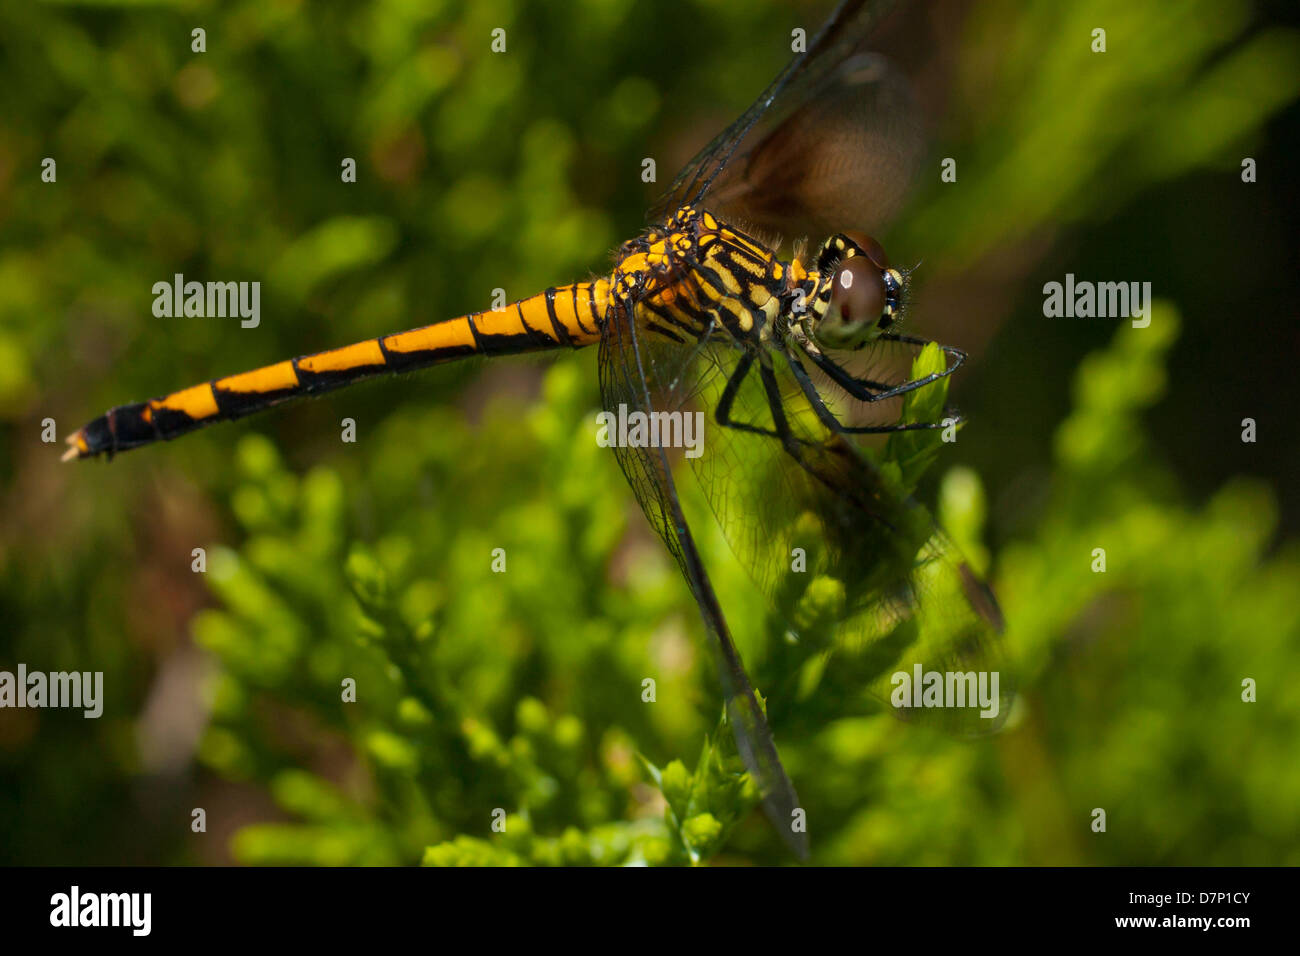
[{"left": 615, "top": 206, "right": 791, "bottom": 346}]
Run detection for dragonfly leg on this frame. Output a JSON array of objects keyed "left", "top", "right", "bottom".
[
  {"left": 784, "top": 347, "right": 960, "bottom": 435},
  {"left": 715, "top": 352, "right": 781, "bottom": 439},
  {"left": 714, "top": 351, "right": 821, "bottom": 452},
  {"left": 802, "top": 333, "right": 966, "bottom": 404},
  {"left": 757, "top": 362, "right": 810, "bottom": 461}
]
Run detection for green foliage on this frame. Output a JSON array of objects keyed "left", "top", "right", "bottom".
[
  {"left": 882, "top": 341, "right": 951, "bottom": 490},
  {"left": 897, "top": 0, "right": 1300, "bottom": 271},
  {"left": 190, "top": 365, "right": 695, "bottom": 865},
  {"left": 994, "top": 308, "right": 1300, "bottom": 864}
]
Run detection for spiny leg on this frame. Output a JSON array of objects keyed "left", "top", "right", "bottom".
[
  {"left": 783, "top": 346, "right": 958, "bottom": 435},
  {"left": 713, "top": 351, "right": 822, "bottom": 454},
  {"left": 756, "top": 362, "right": 809, "bottom": 462},
  {"left": 801, "top": 331, "right": 966, "bottom": 404},
  {"left": 714, "top": 352, "right": 782, "bottom": 440}
]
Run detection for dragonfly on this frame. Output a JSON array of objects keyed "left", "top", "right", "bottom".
[{"left": 64, "top": 0, "right": 1012, "bottom": 859}]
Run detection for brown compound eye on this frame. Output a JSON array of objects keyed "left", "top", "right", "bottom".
[
  {"left": 832, "top": 256, "right": 886, "bottom": 323},
  {"left": 841, "top": 231, "right": 890, "bottom": 269},
  {"left": 820, "top": 255, "right": 887, "bottom": 349}
]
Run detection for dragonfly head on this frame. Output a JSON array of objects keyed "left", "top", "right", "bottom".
[{"left": 806, "top": 232, "right": 906, "bottom": 351}]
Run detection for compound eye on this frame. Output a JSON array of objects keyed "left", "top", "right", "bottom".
[
  {"left": 842, "top": 231, "right": 890, "bottom": 269},
  {"left": 877, "top": 268, "right": 905, "bottom": 330},
  {"left": 819, "top": 255, "right": 886, "bottom": 349},
  {"left": 831, "top": 255, "right": 886, "bottom": 327}
]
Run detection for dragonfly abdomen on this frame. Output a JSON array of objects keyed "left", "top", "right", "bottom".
[{"left": 64, "top": 281, "right": 610, "bottom": 459}]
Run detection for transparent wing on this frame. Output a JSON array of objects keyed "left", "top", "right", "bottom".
[
  {"left": 650, "top": 0, "right": 924, "bottom": 241},
  {"left": 597, "top": 295, "right": 809, "bottom": 860},
  {"left": 698, "top": 53, "right": 925, "bottom": 243},
  {"left": 632, "top": 320, "right": 1015, "bottom": 738}
]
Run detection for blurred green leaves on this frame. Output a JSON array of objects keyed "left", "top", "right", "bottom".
[
  {"left": 900, "top": 0, "right": 1300, "bottom": 270},
  {"left": 640, "top": 708, "right": 764, "bottom": 864},
  {"left": 882, "top": 341, "right": 952, "bottom": 490},
  {"left": 269, "top": 216, "right": 401, "bottom": 304}
]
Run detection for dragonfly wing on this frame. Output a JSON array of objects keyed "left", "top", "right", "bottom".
[
  {"left": 667, "top": 338, "right": 1014, "bottom": 736},
  {"left": 700, "top": 53, "right": 925, "bottom": 242},
  {"left": 597, "top": 296, "right": 810, "bottom": 859},
  {"left": 650, "top": 0, "right": 917, "bottom": 237}
]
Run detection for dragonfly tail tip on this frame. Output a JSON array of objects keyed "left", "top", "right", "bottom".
[{"left": 61, "top": 432, "right": 87, "bottom": 462}]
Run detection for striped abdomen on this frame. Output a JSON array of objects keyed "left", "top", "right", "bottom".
[{"left": 64, "top": 281, "right": 609, "bottom": 460}]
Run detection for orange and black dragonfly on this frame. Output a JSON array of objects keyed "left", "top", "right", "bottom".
[{"left": 65, "top": 0, "right": 1012, "bottom": 858}]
